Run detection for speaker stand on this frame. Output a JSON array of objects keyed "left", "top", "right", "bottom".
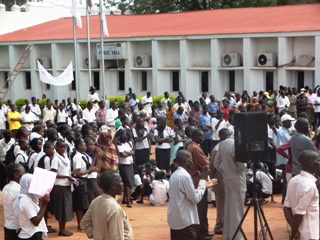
[{"left": 231, "top": 163, "right": 274, "bottom": 240}]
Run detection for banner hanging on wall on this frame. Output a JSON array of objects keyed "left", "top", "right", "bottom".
[{"left": 37, "top": 61, "right": 74, "bottom": 86}]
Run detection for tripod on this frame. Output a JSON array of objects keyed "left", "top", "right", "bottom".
[{"left": 232, "top": 153, "right": 274, "bottom": 240}]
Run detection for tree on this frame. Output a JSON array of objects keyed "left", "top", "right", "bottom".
[{"left": 107, "top": 0, "right": 319, "bottom": 14}]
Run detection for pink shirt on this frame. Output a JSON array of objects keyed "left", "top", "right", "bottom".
[{"left": 284, "top": 171, "right": 319, "bottom": 240}]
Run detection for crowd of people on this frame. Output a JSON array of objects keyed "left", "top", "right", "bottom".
[{"left": 0, "top": 84, "right": 319, "bottom": 240}]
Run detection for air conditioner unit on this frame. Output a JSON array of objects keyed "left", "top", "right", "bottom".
[
  {"left": 297, "top": 55, "right": 315, "bottom": 67},
  {"left": 135, "top": 55, "right": 151, "bottom": 67},
  {"left": 84, "top": 57, "right": 99, "bottom": 68},
  {"left": 37, "top": 57, "right": 51, "bottom": 69},
  {"left": 222, "top": 53, "right": 241, "bottom": 67},
  {"left": 257, "top": 53, "right": 277, "bottom": 67}
]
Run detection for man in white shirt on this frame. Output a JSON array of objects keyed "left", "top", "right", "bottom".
[
  {"left": 2, "top": 163, "right": 25, "bottom": 240},
  {"left": 167, "top": 150, "right": 216, "bottom": 240},
  {"left": 43, "top": 100, "right": 56, "bottom": 124},
  {"left": 106, "top": 101, "right": 119, "bottom": 135},
  {"left": 284, "top": 150, "right": 320, "bottom": 240},
  {"left": 0, "top": 99, "right": 7, "bottom": 132},
  {"left": 21, "top": 106, "right": 36, "bottom": 131},
  {"left": 141, "top": 91, "right": 153, "bottom": 116},
  {"left": 30, "top": 97, "right": 42, "bottom": 121},
  {"left": 277, "top": 90, "right": 290, "bottom": 113},
  {"left": 82, "top": 101, "right": 96, "bottom": 124}
]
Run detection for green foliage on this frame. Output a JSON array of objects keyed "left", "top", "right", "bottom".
[
  {"left": 151, "top": 94, "right": 175, "bottom": 111},
  {"left": 79, "top": 100, "right": 87, "bottom": 110},
  {"left": 109, "top": 0, "right": 318, "bottom": 14},
  {"left": 2, "top": 100, "right": 7, "bottom": 106},
  {"left": 38, "top": 98, "right": 47, "bottom": 112},
  {"left": 107, "top": 96, "right": 126, "bottom": 108},
  {"left": 15, "top": 98, "right": 26, "bottom": 112}
]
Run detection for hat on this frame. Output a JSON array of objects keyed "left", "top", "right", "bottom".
[
  {"left": 281, "top": 114, "right": 295, "bottom": 122},
  {"left": 300, "top": 88, "right": 306, "bottom": 92},
  {"left": 89, "top": 86, "right": 96, "bottom": 91}
]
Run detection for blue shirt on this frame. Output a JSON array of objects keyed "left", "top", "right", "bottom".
[
  {"left": 276, "top": 127, "right": 291, "bottom": 165},
  {"left": 199, "top": 113, "right": 212, "bottom": 140},
  {"left": 208, "top": 102, "right": 219, "bottom": 114}
]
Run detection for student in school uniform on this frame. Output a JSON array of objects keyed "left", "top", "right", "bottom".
[{"left": 50, "top": 139, "right": 74, "bottom": 237}]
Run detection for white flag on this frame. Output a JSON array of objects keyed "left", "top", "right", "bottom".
[
  {"left": 101, "top": 5, "right": 109, "bottom": 36},
  {"left": 38, "top": 61, "right": 74, "bottom": 86},
  {"left": 71, "top": 0, "right": 82, "bottom": 28}
]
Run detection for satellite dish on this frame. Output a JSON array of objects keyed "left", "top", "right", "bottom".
[{"left": 223, "top": 55, "right": 232, "bottom": 66}]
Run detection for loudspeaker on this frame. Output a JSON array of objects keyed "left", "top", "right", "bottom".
[{"left": 234, "top": 112, "right": 268, "bottom": 163}]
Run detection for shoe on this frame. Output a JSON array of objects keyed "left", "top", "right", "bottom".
[
  {"left": 47, "top": 226, "right": 57, "bottom": 233},
  {"left": 206, "top": 232, "right": 215, "bottom": 237},
  {"left": 58, "top": 231, "right": 73, "bottom": 237},
  {"left": 127, "top": 203, "right": 132, "bottom": 208},
  {"left": 136, "top": 200, "right": 144, "bottom": 204},
  {"left": 214, "top": 230, "right": 223, "bottom": 235}
]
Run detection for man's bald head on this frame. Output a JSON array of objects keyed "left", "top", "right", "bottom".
[
  {"left": 219, "top": 128, "right": 231, "bottom": 142},
  {"left": 175, "top": 150, "right": 193, "bottom": 169},
  {"left": 299, "top": 149, "right": 320, "bottom": 174}
]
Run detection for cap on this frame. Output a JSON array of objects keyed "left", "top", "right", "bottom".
[
  {"left": 300, "top": 88, "right": 306, "bottom": 92},
  {"left": 89, "top": 86, "right": 96, "bottom": 91},
  {"left": 281, "top": 114, "right": 295, "bottom": 122}
]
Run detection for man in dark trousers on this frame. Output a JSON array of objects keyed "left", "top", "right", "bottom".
[
  {"left": 168, "top": 150, "right": 216, "bottom": 240},
  {"left": 290, "top": 117, "right": 318, "bottom": 177},
  {"left": 187, "top": 129, "right": 213, "bottom": 240}
]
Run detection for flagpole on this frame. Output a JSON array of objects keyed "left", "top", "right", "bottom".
[
  {"left": 86, "top": 0, "right": 92, "bottom": 86},
  {"left": 73, "top": 17, "right": 80, "bottom": 111},
  {"left": 99, "top": 0, "right": 106, "bottom": 100}
]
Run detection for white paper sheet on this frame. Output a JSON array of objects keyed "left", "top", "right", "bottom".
[{"left": 28, "top": 167, "right": 57, "bottom": 197}]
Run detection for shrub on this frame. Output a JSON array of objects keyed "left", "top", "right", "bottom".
[
  {"left": 15, "top": 98, "right": 26, "bottom": 112},
  {"left": 38, "top": 98, "right": 47, "bottom": 111},
  {"left": 79, "top": 100, "right": 87, "bottom": 110}
]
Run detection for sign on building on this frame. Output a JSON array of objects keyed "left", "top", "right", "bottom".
[{"left": 96, "top": 42, "right": 127, "bottom": 60}]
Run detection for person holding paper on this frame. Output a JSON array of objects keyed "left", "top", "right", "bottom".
[
  {"left": 2, "top": 164, "right": 25, "bottom": 240},
  {"left": 14, "top": 173, "right": 49, "bottom": 240},
  {"left": 50, "top": 139, "right": 74, "bottom": 237}
]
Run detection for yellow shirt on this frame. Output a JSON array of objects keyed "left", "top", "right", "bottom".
[{"left": 7, "top": 111, "right": 21, "bottom": 130}]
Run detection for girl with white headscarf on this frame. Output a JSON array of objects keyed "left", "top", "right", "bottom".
[{"left": 14, "top": 174, "right": 49, "bottom": 240}]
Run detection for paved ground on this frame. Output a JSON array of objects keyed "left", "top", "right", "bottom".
[{"left": 0, "top": 194, "right": 288, "bottom": 239}]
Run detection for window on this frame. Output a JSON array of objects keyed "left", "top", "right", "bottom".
[
  {"left": 172, "top": 71, "right": 180, "bottom": 91},
  {"left": 46, "top": 84, "right": 51, "bottom": 90},
  {"left": 71, "top": 71, "right": 76, "bottom": 90},
  {"left": 201, "top": 71, "right": 209, "bottom": 92},
  {"left": 228, "top": 71, "right": 235, "bottom": 92},
  {"left": 93, "top": 72, "right": 100, "bottom": 90},
  {"left": 25, "top": 71, "right": 31, "bottom": 89},
  {"left": 266, "top": 72, "right": 273, "bottom": 92},
  {"left": 141, "top": 71, "right": 147, "bottom": 91},
  {"left": 297, "top": 71, "right": 304, "bottom": 91},
  {"left": 118, "top": 71, "right": 125, "bottom": 91},
  {"left": 4, "top": 72, "right": 9, "bottom": 88}
]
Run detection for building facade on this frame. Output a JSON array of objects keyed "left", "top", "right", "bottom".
[{"left": 0, "top": 3, "right": 319, "bottom": 101}]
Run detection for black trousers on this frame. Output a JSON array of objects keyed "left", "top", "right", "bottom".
[
  {"left": 4, "top": 227, "right": 19, "bottom": 240},
  {"left": 196, "top": 189, "right": 209, "bottom": 239},
  {"left": 170, "top": 225, "right": 197, "bottom": 240}
]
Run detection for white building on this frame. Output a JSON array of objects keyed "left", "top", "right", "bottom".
[{"left": 0, "top": 3, "right": 319, "bottom": 101}]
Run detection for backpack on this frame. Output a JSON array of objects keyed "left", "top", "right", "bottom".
[
  {"left": 5, "top": 142, "right": 18, "bottom": 166},
  {"left": 15, "top": 153, "right": 29, "bottom": 173},
  {"left": 26, "top": 150, "right": 37, "bottom": 174},
  {"left": 37, "top": 154, "right": 48, "bottom": 169}
]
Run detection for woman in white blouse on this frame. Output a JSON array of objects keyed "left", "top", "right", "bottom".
[
  {"left": 114, "top": 129, "right": 135, "bottom": 208},
  {"left": 154, "top": 117, "right": 173, "bottom": 173}
]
